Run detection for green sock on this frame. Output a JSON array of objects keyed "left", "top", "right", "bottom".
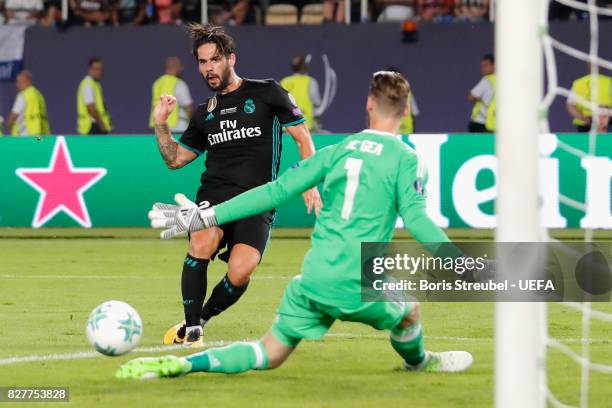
[
  {"left": 186, "top": 341, "right": 269, "bottom": 374},
  {"left": 390, "top": 322, "right": 425, "bottom": 366}
]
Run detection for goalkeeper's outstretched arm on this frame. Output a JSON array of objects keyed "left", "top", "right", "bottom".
[
  {"left": 149, "top": 146, "right": 333, "bottom": 238},
  {"left": 215, "top": 147, "right": 331, "bottom": 224},
  {"left": 396, "top": 159, "right": 494, "bottom": 281}
]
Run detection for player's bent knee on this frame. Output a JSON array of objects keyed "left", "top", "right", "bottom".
[
  {"left": 398, "top": 302, "right": 420, "bottom": 329},
  {"left": 227, "top": 246, "right": 261, "bottom": 286},
  {"left": 227, "top": 259, "right": 257, "bottom": 286},
  {"left": 189, "top": 229, "right": 222, "bottom": 259}
]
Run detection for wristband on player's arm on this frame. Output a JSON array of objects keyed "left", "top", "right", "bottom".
[{"left": 198, "top": 207, "right": 219, "bottom": 229}]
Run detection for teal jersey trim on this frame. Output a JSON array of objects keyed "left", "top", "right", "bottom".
[
  {"left": 281, "top": 118, "right": 305, "bottom": 128},
  {"left": 177, "top": 140, "right": 204, "bottom": 156},
  {"left": 272, "top": 116, "right": 282, "bottom": 180},
  {"left": 262, "top": 223, "right": 273, "bottom": 256}
]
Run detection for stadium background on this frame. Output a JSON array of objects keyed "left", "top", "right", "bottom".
[
  {"left": 1, "top": 10, "right": 612, "bottom": 408},
  {"left": 1, "top": 22, "right": 611, "bottom": 134}
]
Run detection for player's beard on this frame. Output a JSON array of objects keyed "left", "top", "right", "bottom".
[{"left": 205, "top": 66, "right": 232, "bottom": 92}]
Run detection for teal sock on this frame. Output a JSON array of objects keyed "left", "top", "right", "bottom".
[
  {"left": 186, "top": 341, "right": 269, "bottom": 374},
  {"left": 390, "top": 322, "right": 425, "bottom": 366}
]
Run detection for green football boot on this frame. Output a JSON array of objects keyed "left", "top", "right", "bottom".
[{"left": 116, "top": 355, "right": 192, "bottom": 379}]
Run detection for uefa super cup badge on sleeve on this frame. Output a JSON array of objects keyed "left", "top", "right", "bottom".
[{"left": 207, "top": 96, "right": 217, "bottom": 113}]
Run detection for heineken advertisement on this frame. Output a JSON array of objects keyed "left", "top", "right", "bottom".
[{"left": 0, "top": 134, "right": 610, "bottom": 228}]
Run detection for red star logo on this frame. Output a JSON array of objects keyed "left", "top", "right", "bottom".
[{"left": 16, "top": 137, "right": 107, "bottom": 228}]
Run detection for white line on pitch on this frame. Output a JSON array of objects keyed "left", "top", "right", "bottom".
[
  {"left": 0, "top": 341, "right": 231, "bottom": 366},
  {"left": 1, "top": 334, "right": 608, "bottom": 366},
  {"left": 328, "top": 333, "right": 610, "bottom": 344},
  {"left": 0, "top": 275, "right": 290, "bottom": 281}
]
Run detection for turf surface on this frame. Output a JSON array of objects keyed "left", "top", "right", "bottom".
[{"left": 0, "top": 228, "right": 610, "bottom": 407}]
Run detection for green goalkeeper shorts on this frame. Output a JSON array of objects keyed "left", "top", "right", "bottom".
[{"left": 271, "top": 276, "right": 412, "bottom": 347}]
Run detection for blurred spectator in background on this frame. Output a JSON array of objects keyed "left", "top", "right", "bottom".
[
  {"left": 467, "top": 54, "right": 495, "bottom": 133},
  {"left": 323, "top": 0, "right": 344, "bottom": 23},
  {"left": 6, "top": 70, "right": 50, "bottom": 136},
  {"left": 566, "top": 64, "right": 612, "bottom": 132},
  {"left": 595, "top": 105, "right": 611, "bottom": 132},
  {"left": 387, "top": 67, "right": 418, "bottom": 133},
  {"left": 180, "top": 0, "right": 200, "bottom": 23},
  {"left": 548, "top": 0, "right": 584, "bottom": 20},
  {"left": 417, "top": 0, "right": 453, "bottom": 22},
  {"left": 71, "top": 0, "right": 118, "bottom": 26},
  {"left": 547, "top": 0, "right": 611, "bottom": 20},
  {"left": 281, "top": 55, "right": 321, "bottom": 131},
  {"left": 454, "top": 0, "right": 488, "bottom": 23},
  {"left": 376, "top": 0, "right": 415, "bottom": 22},
  {"left": 77, "top": 57, "right": 113, "bottom": 134},
  {"left": 153, "top": 0, "right": 181, "bottom": 24},
  {"left": 602, "top": 0, "right": 612, "bottom": 21},
  {"left": 41, "top": 0, "right": 62, "bottom": 26},
  {"left": 4, "top": 0, "right": 43, "bottom": 25},
  {"left": 149, "top": 56, "right": 193, "bottom": 132},
  {"left": 117, "top": 0, "right": 147, "bottom": 24},
  {"left": 208, "top": 0, "right": 251, "bottom": 25},
  {"left": 0, "top": 1, "right": 5, "bottom": 24}
]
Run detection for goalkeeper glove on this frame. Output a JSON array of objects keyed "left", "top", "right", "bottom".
[
  {"left": 148, "top": 193, "right": 219, "bottom": 239},
  {"left": 460, "top": 259, "right": 497, "bottom": 283}
]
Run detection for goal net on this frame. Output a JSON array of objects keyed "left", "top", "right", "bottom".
[{"left": 495, "top": 1, "right": 612, "bottom": 407}]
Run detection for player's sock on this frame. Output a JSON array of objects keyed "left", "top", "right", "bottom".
[
  {"left": 186, "top": 341, "right": 269, "bottom": 373},
  {"left": 181, "top": 254, "right": 209, "bottom": 327},
  {"left": 390, "top": 322, "right": 426, "bottom": 366},
  {"left": 200, "top": 274, "right": 249, "bottom": 322}
]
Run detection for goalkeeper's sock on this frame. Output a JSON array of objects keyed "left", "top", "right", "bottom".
[
  {"left": 200, "top": 274, "right": 249, "bottom": 322},
  {"left": 390, "top": 322, "right": 426, "bottom": 366},
  {"left": 181, "top": 253, "right": 209, "bottom": 327},
  {"left": 186, "top": 341, "right": 269, "bottom": 373}
]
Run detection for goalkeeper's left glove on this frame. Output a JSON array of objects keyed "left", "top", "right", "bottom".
[
  {"left": 148, "top": 193, "right": 219, "bottom": 239},
  {"left": 459, "top": 259, "right": 497, "bottom": 283}
]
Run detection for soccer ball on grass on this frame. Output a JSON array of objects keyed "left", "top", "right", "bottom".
[{"left": 86, "top": 300, "right": 143, "bottom": 356}]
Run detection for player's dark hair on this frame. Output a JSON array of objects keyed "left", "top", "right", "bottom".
[
  {"left": 291, "top": 56, "right": 307, "bottom": 74},
  {"left": 369, "top": 71, "right": 410, "bottom": 118},
  {"left": 186, "top": 23, "right": 237, "bottom": 60},
  {"left": 88, "top": 57, "right": 102, "bottom": 67},
  {"left": 483, "top": 54, "right": 495, "bottom": 64}
]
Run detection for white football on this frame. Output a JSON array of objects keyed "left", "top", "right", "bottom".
[{"left": 86, "top": 300, "right": 143, "bottom": 356}]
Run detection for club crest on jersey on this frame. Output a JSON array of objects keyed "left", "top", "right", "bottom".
[
  {"left": 207, "top": 96, "right": 217, "bottom": 112},
  {"left": 244, "top": 99, "right": 256, "bottom": 114}
]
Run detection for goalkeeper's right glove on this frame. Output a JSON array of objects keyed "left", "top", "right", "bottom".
[{"left": 148, "top": 193, "right": 219, "bottom": 239}]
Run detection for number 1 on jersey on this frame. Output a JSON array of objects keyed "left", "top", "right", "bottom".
[{"left": 341, "top": 157, "right": 363, "bottom": 220}]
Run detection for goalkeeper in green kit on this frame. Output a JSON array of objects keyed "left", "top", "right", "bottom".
[{"left": 117, "top": 71, "right": 474, "bottom": 379}]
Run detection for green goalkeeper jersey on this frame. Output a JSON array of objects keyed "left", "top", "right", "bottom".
[{"left": 215, "top": 130, "right": 450, "bottom": 306}]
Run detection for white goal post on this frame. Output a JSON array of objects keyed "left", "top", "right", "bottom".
[{"left": 495, "top": 1, "right": 547, "bottom": 408}]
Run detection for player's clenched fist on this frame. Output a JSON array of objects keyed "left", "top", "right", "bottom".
[{"left": 153, "top": 94, "right": 177, "bottom": 125}]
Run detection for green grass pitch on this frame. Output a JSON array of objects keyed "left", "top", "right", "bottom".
[{"left": 0, "top": 228, "right": 610, "bottom": 407}]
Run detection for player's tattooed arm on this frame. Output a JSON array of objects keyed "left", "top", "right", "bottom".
[
  {"left": 155, "top": 123, "right": 178, "bottom": 166},
  {"left": 153, "top": 94, "right": 197, "bottom": 169},
  {"left": 154, "top": 124, "right": 197, "bottom": 169}
]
